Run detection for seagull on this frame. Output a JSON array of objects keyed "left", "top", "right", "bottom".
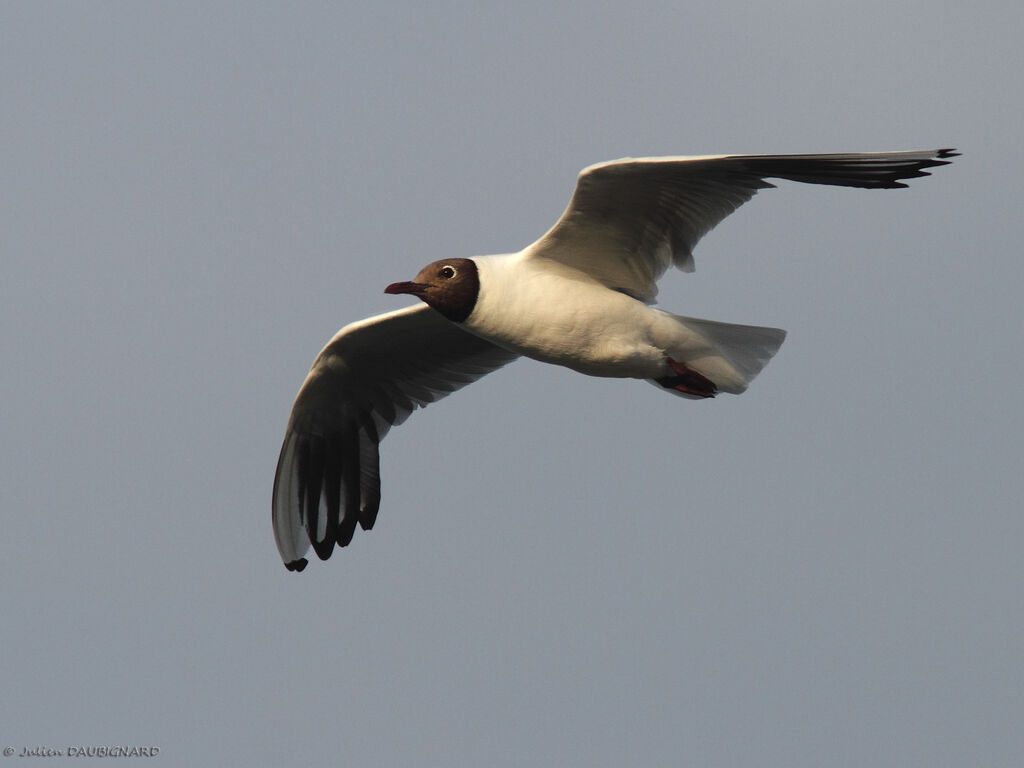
[{"left": 273, "top": 148, "right": 957, "bottom": 571}]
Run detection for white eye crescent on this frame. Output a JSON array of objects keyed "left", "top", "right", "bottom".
[{"left": 439, "top": 265, "right": 457, "bottom": 279}]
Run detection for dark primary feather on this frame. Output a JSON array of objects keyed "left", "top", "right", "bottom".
[
  {"left": 729, "top": 149, "right": 958, "bottom": 188},
  {"left": 272, "top": 304, "right": 517, "bottom": 571}
]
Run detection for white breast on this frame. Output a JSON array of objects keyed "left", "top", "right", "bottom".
[{"left": 464, "top": 253, "right": 671, "bottom": 378}]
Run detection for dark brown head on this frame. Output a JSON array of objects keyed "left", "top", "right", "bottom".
[{"left": 384, "top": 257, "right": 480, "bottom": 323}]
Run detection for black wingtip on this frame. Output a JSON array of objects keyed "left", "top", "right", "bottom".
[
  {"left": 336, "top": 514, "right": 358, "bottom": 547},
  {"left": 359, "top": 496, "right": 381, "bottom": 531},
  {"left": 285, "top": 558, "right": 308, "bottom": 572},
  {"left": 903, "top": 148, "right": 958, "bottom": 183},
  {"left": 926, "top": 148, "right": 959, "bottom": 169},
  {"left": 312, "top": 541, "right": 335, "bottom": 560}
]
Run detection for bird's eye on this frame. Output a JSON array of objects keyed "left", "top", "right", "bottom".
[{"left": 439, "top": 265, "right": 456, "bottom": 279}]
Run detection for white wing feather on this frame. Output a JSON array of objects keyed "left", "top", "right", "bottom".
[{"left": 523, "top": 149, "right": 958, "bottom": 302}]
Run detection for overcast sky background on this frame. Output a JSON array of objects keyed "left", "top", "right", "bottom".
[{"left": 2, "top": 2, "right": 1021, "bottom": 766}]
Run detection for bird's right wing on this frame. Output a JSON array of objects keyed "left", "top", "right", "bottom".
[{"left": 272, "top": 303, "right": 518, "bottom": 571}]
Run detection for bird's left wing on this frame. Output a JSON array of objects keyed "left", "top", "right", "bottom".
[
  {"left": 523, "top": 150, "right": 957, "bottom": 302},
  {"left": 272, "top": 303, "right": 518, "bottom": 571}
]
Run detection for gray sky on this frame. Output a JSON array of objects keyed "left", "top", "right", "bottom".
[{"left": 2, "top": 2, "right": 1021, "bottom": 766}]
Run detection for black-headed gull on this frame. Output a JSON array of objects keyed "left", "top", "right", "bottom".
[{"left": 273, "top": 149, "right": 957, "bottom": 571}]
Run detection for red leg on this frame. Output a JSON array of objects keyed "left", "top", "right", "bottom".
[{"left": 657, "top": 358, "right": 718, "bottom": 398}]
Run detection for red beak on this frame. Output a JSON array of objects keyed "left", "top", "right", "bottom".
[{"left": 384, "top": 281, "right": 425, "bottom": 296}]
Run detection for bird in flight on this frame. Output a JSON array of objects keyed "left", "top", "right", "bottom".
[{"left": 273, "top": 149, "right": 957, "bottom": 571}]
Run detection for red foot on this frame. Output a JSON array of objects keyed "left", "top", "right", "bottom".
[{"left": 657, "top": 358, "right": 718, "bottom": 398}]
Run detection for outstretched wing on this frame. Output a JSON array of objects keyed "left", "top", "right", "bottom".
[
  {"left": 523, "top": 149, "right": 958, "bottom": 302},
  {"left": 272, "top": 304, "right": 518, "bottom": 571}
]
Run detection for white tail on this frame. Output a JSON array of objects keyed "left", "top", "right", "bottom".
[{"left": 654, "top": 315, "right": 787, "bottom": 396}]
